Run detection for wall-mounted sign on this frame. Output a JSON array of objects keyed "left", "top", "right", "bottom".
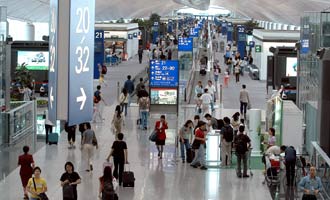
[
  {"left": 178, "top": 37, "right": 193, "bottom": 51},
  {"left": 150, "top": 88, "right": 177, "bottom": 105},
  {"left": 128, "top": 34, "right": 133, "bottom": 39},
  {"left": 249, "top": 41, "right": 255, "bottom": 48},
  {"left": 255, "top": 45, "right": 262, "bottom": 52},
  {"left": 133, "top": 32, "right": 137, "bottom": 38},
  {"left": 149, "top": 60, "right": 179, "bottom": 87}
]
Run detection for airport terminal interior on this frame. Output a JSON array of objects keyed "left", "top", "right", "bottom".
[{"left": 1, "top": 0, "right": 330, "bottom": 199}]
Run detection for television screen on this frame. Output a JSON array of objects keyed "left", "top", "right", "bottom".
[
  {"left": 17, "top": 51, "right": 49, "bottom": 70},
  {"left": 150, "top": 88, "right": 177, "bottom": 105},
  {"left": 286, "top": 57, "right": 297, "bottom": 77}
]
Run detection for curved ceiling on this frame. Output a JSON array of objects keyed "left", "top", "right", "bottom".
[{"left": 2, "top": 0, "right": 330, "bottom": 25}]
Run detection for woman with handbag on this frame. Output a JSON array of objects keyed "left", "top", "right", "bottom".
[
  {"left": 190, "top": 121, "right": 208, "bottom": 170},
  {"left": 119, "top": 88, "right": 129, "bottom": 116},
  {"left": 111, "top": 105, "right": 124, "bottom": 137},
  {"left": 18, "top": 146, "right": 35, "bottom": 199},
  {"left": 82, "top": 122, "right": 98, "bottom": 172},
  {"left": 155, "top": 115, "right": 168, "bottom": 159},
  {"left": 26, "top": 167, "right": 48, "bottom": 200},
  {"left": 60, "top": 162, "right": 81, "bottom": 200}
]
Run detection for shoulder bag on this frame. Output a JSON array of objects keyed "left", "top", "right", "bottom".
[
  {"left": 32, "top": 178, "right": 49, "bottom": 200},
  {"left": 92, "top": 131, "right": 98, "bottom": 146}
]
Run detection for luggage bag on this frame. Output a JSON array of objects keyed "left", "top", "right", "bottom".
[
  {"left": 48, "top": 133, "right": 59, "bottom": 145},
  {"left": 122, "top": 165, "right": 135, "bottom": 187}
]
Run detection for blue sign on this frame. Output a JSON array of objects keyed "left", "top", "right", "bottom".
[
  {"left": 168, "top": 19, "right": 173, "bottom": 33},
  {"left": 128, "top": 34, "right": 133, "bottom": 39},
  {"left": 48, "top": 0, "right": 58, "bottom": 124},
  {"left": 301, "top": 24, "right": 310, "bottom": 54},
  {"left": 190, "top": 28, "right": 199, "bottom": 37},
  {"left": 68, "top": 0, "right": 95, "bottom": 125},
  {"left": 178, "top": 37, "right": 193, "bottom": 51},
  {"left": 227, "top": 22, "right": 233, "bottom": 42},
  {"left": 249, "top": 41, "right": 255, "bottom": 48},
  {"left": 150, "top": 60, "right": 179, "bottom": 87},
  {"left": 133, "top": 32, "right": 137, "bottom": 38},
  {"left": 152, "top": 21, "right": 159, "bottom": 44},
  {"left": 94, "top": 30, "right": 104, "bottom": 79},
  {"left": 237, "top": 25, "right": 246, "bottom": 58},
  {"left": 221, "top": 21, "right": 227, "bottom": 35}
]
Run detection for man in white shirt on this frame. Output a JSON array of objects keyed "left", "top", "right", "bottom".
[
  {"left": 205, "top": 80, "right": 216, "bottom": 112},
  {"left": 200, "top": 88, "right": 213, "bottom": 116}
]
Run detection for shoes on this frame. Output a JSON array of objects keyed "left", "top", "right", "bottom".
[
  {"left": 182, "top": 160, "right": 185, "bottom": 163},
  {"left": 158, "top": 152, "right": 160, "bottom": 157},
  {"left": 200, "top": 166, "right": 208, "bottom": 170},
  {"left": 243, "top": 174, "right": 250, "bottom": 178},
  {"left": 85, "top": 169, "right": 90, "bottom": 172},
  {"left": 190, "top": 164, "right": 198, "bottom": 168},
  {"left": 237, "top": 174, "right": 242, "bottom": 178}
]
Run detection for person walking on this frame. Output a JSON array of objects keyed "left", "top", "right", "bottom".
[
  {"left": 281, "top": 145, "right": 297, "bottom": 187},
  {"left": 64, "top": 122, "right": 77, "bottom": 149},
  {"left": 60, "top": 162, "right": 81, "bottom": 200},
  {"left": 18, "top": 146, "right": 35, "bottom": 199},
  {"left": 82, "top": 123, "right": 98, "bottom": 172},
  {"left": 200, "top": 88, "right": 213, "bottom": 116},
  {"left": 179, "top": 120, "right": 194, "bottom": 163},
  {"left": 139, "top": 95, "right": 150, "bottom": 130},
  {"left": 138, "top": 47, "right": 143, "bottom": 64},
  {"left": 111, "top": 105, "right": 124, "bottom": 137},
  {"left": 123, "top": 75, "right": 134, "bottom": 106},
  {"left": 234, "top": 64, "right": 240, "bottom": 83},
  {"left": 234, "top": 125, "right": 251, "bottom": 178},
  {"left": 135, "top": 78, "right": 145, "bottom": 95},
  {"left": 205, "top": 80, "right": 216, "bottom": 111},
  {"left": 213, "top": 63, "right": 221, "bottom": 83},
  {"left": 119, "top": 88, "right": 129, "bottom": 116},
  {"left": 106, "top": 133, "right": 129, "bottom": 186},
  {"left": 154, "top": 115, "right": 168, "bottom": 159},
  {"left": 26, "top": 167, "right": 48, "bottom": 200},
  {"left": 190, "top": 121, "right": 208, "bottom": 170},
  {"left": 44, "top": 112, "right": 53, "bottom": 144},
  {"left": 221, "top": 117, "right": 234, "bottom": 167},
  {"left": 239, "top": 84, "right": 250, "bottom": 118},
  {"left": 299, "top": 166, "right": 322, "bottom": 200},
  {"left": 99, "top": 166, "right": 117, "bottom": 200},
  {"left": 93, "top": 85, "right": 107, "bottom": 123},
  {"left": 194, "top": 81, "right": 203, "bottom": 97}
]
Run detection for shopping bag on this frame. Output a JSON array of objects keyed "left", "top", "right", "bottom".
[{"left": 149, "top": 129, "right": 158, "bottom": 142}]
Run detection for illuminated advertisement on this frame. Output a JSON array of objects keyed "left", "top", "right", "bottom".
[
  {"left": 150, "top": 88, "right": 177, "bottom": 105},
  {"left": 17, "top": 51, "right": 49, "bottom": 70},
  {"left": 286, "top": 57, "right": 297, "bottom": 77},
  {"left": 150, "top": 60, "right": 179, "bottom": 87}
]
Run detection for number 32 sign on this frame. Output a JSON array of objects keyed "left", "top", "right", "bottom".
[{"left": 68, "top": 0, "right": 95, "bottom": 125}]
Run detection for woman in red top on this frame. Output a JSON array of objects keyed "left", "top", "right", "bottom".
[
  {"left": 190, "top": 121, "right": 208, "bottom": 170},
  {"left": 155, "top": 115, "right": 168, "bottom": 159},
  {"left": 18, "top": 146, "right": 35, "bottom": 199}
]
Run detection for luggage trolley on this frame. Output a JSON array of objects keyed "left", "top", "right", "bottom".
[{"left": 262, "top": 155, "right": 281, "bottom": 186}]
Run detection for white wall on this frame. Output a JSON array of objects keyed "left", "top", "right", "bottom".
[{"left": 252, "top": 39, "right": 296, "bottom": 80}]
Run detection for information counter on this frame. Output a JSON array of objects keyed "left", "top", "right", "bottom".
[{"left": 206, "top": 130, "right": 221, "bottom": 167}]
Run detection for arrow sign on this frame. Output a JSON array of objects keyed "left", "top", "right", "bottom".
[{"left": 76, "top": 88, "right": 86, "bottom": 110}]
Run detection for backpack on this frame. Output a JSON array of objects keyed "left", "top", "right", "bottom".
[
  {"left": 102, "top": 180, "right": 118, "bottom": 200},
  {"left": 139, "top": 97, "right": 149, "bottom": 110},
  {"left": 101, "top": 65, "right": 107, "bottom": 74},
  {"left": 94, "top": 91, "right": 101, "bottom": 103},
  {"left": 235, "top": 135, "right": 247, "bottom": 154},
  {"left": 222, "top": 125, "right": 233, "bottom": 142}
]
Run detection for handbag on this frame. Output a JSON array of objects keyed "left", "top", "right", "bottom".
[
  {"left": 63, "top": 183, "right": 74, "bottom": 199},
  {"left": 32, "top": 178, "right": 49, "bottom": 200},
  {"left": 149, "top": 130, "right": 158, "bottom": 142},
  {"left": 191, "top": 139, "right": 201, "bottom": 149},
  {"left": 92, "top": 131, "right": 98, "bottom": 146}
]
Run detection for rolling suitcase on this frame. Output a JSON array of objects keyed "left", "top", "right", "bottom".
[
  {"left": 122, "top": 165, "right": 135, "bottom": 187},
  {"left": 186, "top": 148, "right": 194, "bottom": 163},
  {"left": 48, "top": 133, "right": 59, "bottom": 145}
]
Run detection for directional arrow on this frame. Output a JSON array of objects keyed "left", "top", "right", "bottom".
[
  {"left": 50, "top": 87, "right": 54, "bottom": 109},
  {"left": 76, "top": 88, "right": 86, "bottom": 110}
]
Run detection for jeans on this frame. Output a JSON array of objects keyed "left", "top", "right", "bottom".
[
  {"left": 121, "top": 103, "right": 128, "bottom": 116},
  {"left": 113, "top": 157, "right": 125, "bottom": 185},
  {"left": 286, "top": 160, "right": 296, "bottom": 186},
  {"left": 140, "top": 110, "right": 148, "bottom": 129},
  {"left": 240, "top": 101, "right": 248, "bottom": 115},
  {"left": 191, "top": 145, "right": 206, "bottom": 167},
  {"left": 221, "top": 140, "right": 232, "bottom": 165},
  {"left": 180, "top": 139, "right": 191, "bottom": 160},
  {"left": 236, "top": 152, "right": 248, "bottom": 176},
  {"left": 214, "top": 75, "right": 219, "bottom": 82},
  {"left": 128, "top": 93, "right": 132, "bottom": 106}
]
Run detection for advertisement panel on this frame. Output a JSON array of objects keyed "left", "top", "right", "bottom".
[
  {"left": 150, "top": 88, "right": 177, "bottom": 105},
  {"left": 17, "top": 51, "right": 49, "bottom": 70}
]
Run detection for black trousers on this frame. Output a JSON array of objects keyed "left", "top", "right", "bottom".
[
  {"left": 285, "top": 160, "right": 296, "bottom": 186},
  {"left": 113, "top": 157, "right": 125, "bottom": 184},
  {"left": 68, "top": 131, "right": 76, "bottom": 143},
  {"left": 45, "top": 124, "right": 53, "bottom": 143},
  {"left": 240, "top": 102, "right": 248, "bottom": 114}
]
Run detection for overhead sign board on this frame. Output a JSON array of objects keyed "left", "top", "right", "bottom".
[
  {"left": 178, "top": 37, "right": 193, "bottom": 51},
  {"left": 94, "top": 30, "right": 104, "bottom": 79},
  {"left": 48, "top": 0, "right": 58, "bottom": 124},
  {"left": 255, "top": 45, "right": 262, "bottom": 52},
  {"left": 190, "top": 28, "right": 199, "bottom": 37},
  {"left": 149, "top": 60, "right": 179, "bottom": 87},
  {"left": 68, "top": 0, "right": 95, "bottom": 125}
]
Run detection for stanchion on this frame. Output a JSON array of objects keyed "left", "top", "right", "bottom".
[
  {"left": 117, "top": 82, "right": 120, "bottom": 102},
  {"left": 220, "top": 84, "right": 223, "bottom": 105}
]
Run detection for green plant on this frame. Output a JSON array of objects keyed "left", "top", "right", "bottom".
[
  {"left": 37, "top": 99, "right": 48, "bottom": 107},
  {"left": 15, "top": 63, "right": 33, "bottom": 87}
]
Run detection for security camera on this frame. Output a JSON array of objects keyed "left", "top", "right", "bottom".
[{"left": 316, "top": 48, "right": 326, "bottom": 59}]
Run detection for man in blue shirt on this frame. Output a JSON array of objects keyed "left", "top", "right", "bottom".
[
  {"left": 298, "top": 166, "right": 322, "bottom": 200},
  {"left": 124, "top": 75, "right": 134, "bottom": 106}
]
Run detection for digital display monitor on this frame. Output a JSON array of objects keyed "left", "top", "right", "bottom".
[
  {"left": 178, "top": 37, "right": 193, "bottom": 51},
  {"left": 150, "top": 60, "right": 179, "bottom": 87},
  {"left": 286, "top": 57, "right": 297, "bottom": 77},
  {"left": 150, "top": 88, "right": 177, "bottom": 105},
  {"left": 17, "top": 51, "right": 49, "bottom": 70}
]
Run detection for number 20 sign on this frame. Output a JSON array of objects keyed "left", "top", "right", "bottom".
[{"left": 68, "top": 0, "right": 95, "bottom": 126}]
